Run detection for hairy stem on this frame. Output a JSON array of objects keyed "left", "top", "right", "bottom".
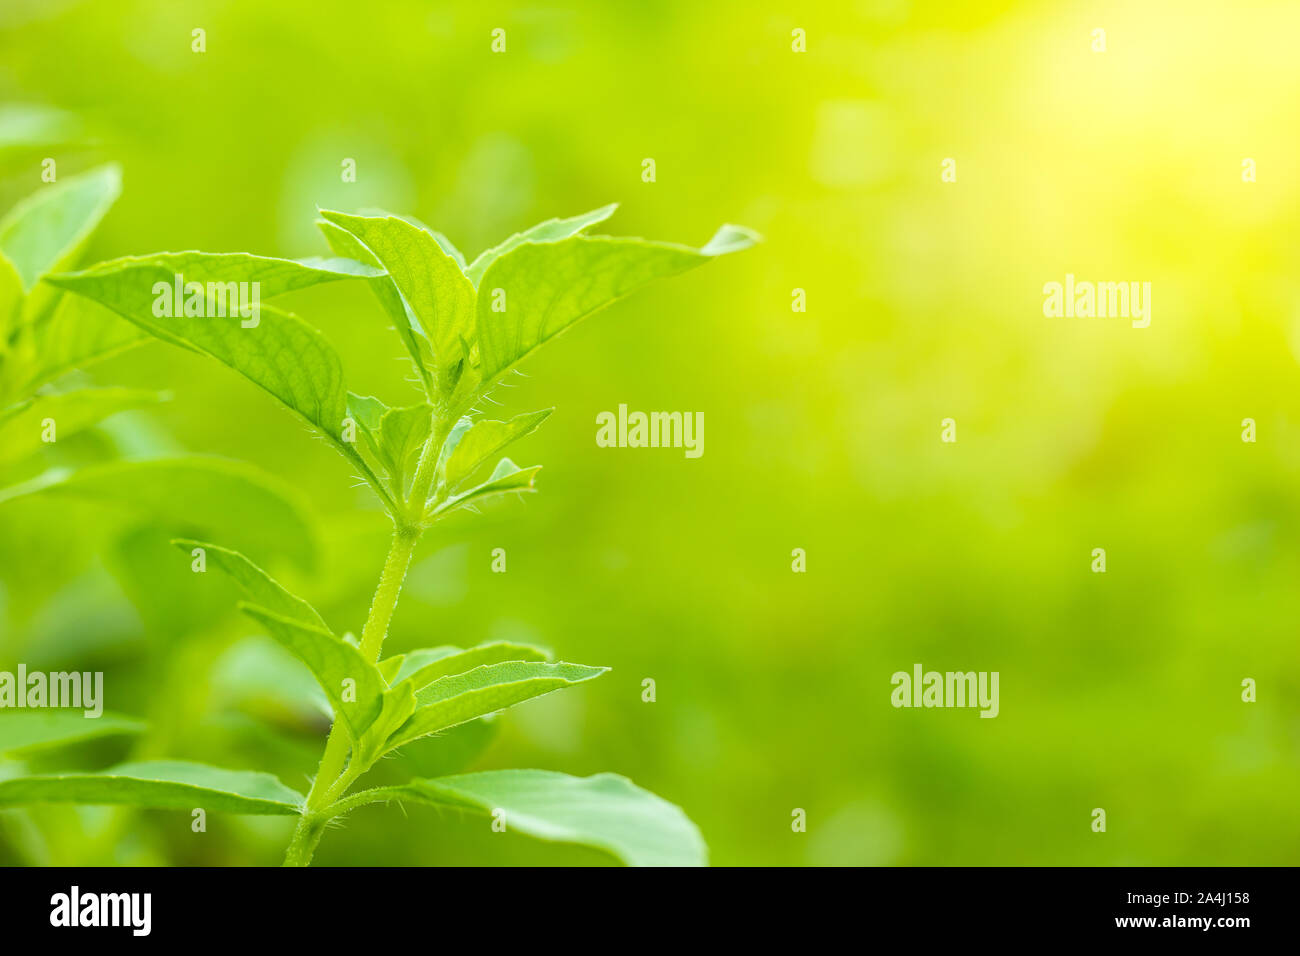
[
  {"left": 357, "top": 526, "right": 420, "bottom": 661},
  {"left": 408, "top": 413, "right": 453, "bottom": 519},
  {"left": 283, "top": 527, "right": 417, "bottom": 865},
  {"left": 282, "top": 812, "right": 327, "bottom": 868},
  {"left": 282, "top": 413, "right": 451, "bottom": 866}
]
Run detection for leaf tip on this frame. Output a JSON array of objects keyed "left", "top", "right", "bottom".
[{"left": 701, "top": 223, "right": 762, "bottom": 257}]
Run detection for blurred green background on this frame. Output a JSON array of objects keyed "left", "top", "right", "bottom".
[{"left": 2, "top": 0, "right": 1299, "bottom": 865}]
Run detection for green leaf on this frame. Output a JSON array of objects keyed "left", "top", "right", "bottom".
[
  {"left": 239, "top": 604, "right": 386, "bottom": 744},
  {"left": 316, "top": 218, "right": 434, "bottom": 392},
  {"left": 440, "top": 409, "right": 551, "bottom": 493},
  {"left": 0, "top": 164, "right": 121, "bottom": 291},
  {"left": 376, "top": 403, "right": 433, "bottom": 491},
  {"left": 377, "top": 655, "right": 405, "bottom": 684},
  {"left": 388, "top": 646, "right": 462, "bottom": 683},
  {"left": 0, "top": 250, "right": 21, "bottom": 339},
  {"left": 399, "top": 641, "right": 551, "bottom": 691},
  {"left": 699, "top": 225, "right": 764, "bottom": 256},
  {"left": 383, "top": 660, "right": 606, "bottom": 752},
  {"left": 43, "top": 255, "right": 396, "bottom": 513},
  {"left": 345, "top": 392, "right": 386, "bottom": 449},
  {"left": 0, "top": 759, "right": 303, "bottom": 815},
  {"left": 317, "top": 209, "right": 468, "bottom": 390},
  {"left": 353, "top": 680, "right": 417, "bottom": 767},
  {"left": 344, "top": 770, "right": 706, "bottom": 866},
  {"left": 346, "top": 394, "right": 431, "bottom": 496},
  {"left": 431, "top": 457, "right": 541, "bottom": 517},
  {"left": 172, "top": 538, "right": 327, "bottom": 630},
  {"left": 358, "top": 207, "right": 467, "bottom": 270},
  {"left": 1, "top": 294, "right": 145, "bottom": 400},
  {"left": 50, "top": 250, "right": 382, "bottom": 301},
  {"left": 47, "top": 263, "right": 350, "bottom": 442},
  {"left": 0, "top": 387, "right": 164, "bottom": 464},
  {"left": 464, "top": 204, "right": 617, "bottom": 286},
  {"left": 469, "top": 223, "right": 758, "bottom": 399},
  {"left": 0, "top": 456, "right": 318, "bottom": 571},
  {"left": 0, "top": 711, "right": 145, "bottom": 756},
  {"left": 319, "top": 211, "right": 476, "bottom": 398}
]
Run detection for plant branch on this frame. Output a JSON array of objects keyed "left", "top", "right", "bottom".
[{"left": 321, "top": 786, "right": 411, "bottom": 819}]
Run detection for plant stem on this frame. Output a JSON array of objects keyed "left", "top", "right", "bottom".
[
  {"left": 408, "top": 413, "right": 452, "bottom": 517},
  {"left": 282, "top": 413, "right": 451, "bottom": 866},
  {"left": 358, "top": 526, "right": 420, "bottom": 661},
  {"left": 283, "top": 528, "right": 417, "bottom": 866},
  {"left": 282, "top": 812, "right": 327, "bottom": 868}
]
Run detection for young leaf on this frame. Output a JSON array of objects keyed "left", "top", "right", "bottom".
[
  {"left": 430, "top": 457, "right": 541, "bottom": 517},
  {"left": 346, "top": 392, "right": 387, "bottom": 451},
  {"left": 464, "top": 204, "right": 617, "bottom": 286},
  {"left": 317, "top": 218, "right": 435, "bottom": 393},
  {"left": 383, "top": 660, "right": 607, "bottom": 752},
  {"left": 340, "top": 770, "right": 705, "bottom": 866},
  {"left": 0, "top": 760, "right": 304, "bottom": 815},
  {"left": 0, "top": 164, "right": 121, "bottom": 291},
  {"left": 468, "top": 223, "right": 759, "bottom": 402},
  {"left": 346, "top": 394, "right": 431, "bottom": 496},
  {"left": 0, "top": 456, "right": 318, "bottom": 571},
  {"left": 317, "top": 207, "right": 467, "bottom": 388},
  {"left": 239, "top": 604, "right": 387, "bottom": 744},
  {"left": 377, "top": 655, "right": 407, "bottom": 685},
  {"left": 422, "top": 228, "right": 467, "bottom": 270},
  {"left": 388, "top": 646, "right": 463, "bottom": 683},
  {"left": 319, "top": 210, "right": 476, "bottom": 399},
  {"left": 0, "top": 711, "right": 145, "bottom": 756},
  {"left": 377, "top": 403, "right": 433, "bottom": 491},
  {"left": 399, "top": 641, "right": 551, "bottom": 692},
  {"left": 355, "top": 208, "right": 467, "bottom": 270},
  {"left": 0, "top": 387, "right": 163, "bottom": 464},
  {"left": 172, "top": 538, "right": 327, "bottom": 630},
  {"left": 439, "top": 409, "right": 552, "bottom": 493},
  {"left": 352, "top": 679, "right": 417, "bottom": 767}
]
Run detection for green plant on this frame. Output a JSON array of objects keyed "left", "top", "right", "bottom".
[
  {"left": 0, "top": 201, "right": 755, "bottom": 866},
  {"left": 0, "top": 161, "right": 336, "bottom": 864},
  {"left": 0, "top": 163, "right": 313, "bottom": 584},
  {"left": 0, "top": 163, "right": 312, "bottom": 533},
  {"left": 1, "top": 164, "right": 142, "bottom": 415}
]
